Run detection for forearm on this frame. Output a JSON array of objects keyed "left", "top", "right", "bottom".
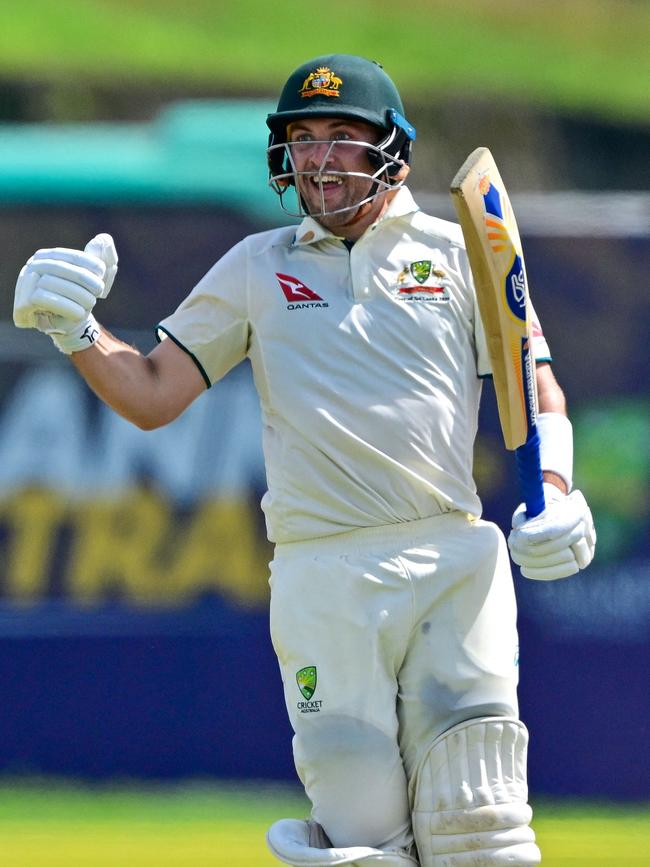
[
  {"left": 509, "top": 366, "right": 595, "bottom": 580},
  {"left": 70, "top": 328, "right": 165, "bottom": 429},
  {"left": 535, "top": 362, "right": 570, "bottom": 493},
  {"left": 536, "top": 361, "right": 567, "bottom": 415}
]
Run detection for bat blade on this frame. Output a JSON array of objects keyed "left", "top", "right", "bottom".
[{"left": 450, "top": 147, "right": 545, "bottom": 517}]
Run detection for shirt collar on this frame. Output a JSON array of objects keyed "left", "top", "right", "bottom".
[{"left": 291, "top": 186, "right": 420, "bottom": 247}]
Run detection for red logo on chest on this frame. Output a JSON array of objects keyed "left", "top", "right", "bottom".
[{"left": 276, "top": 273, "right": 323, "bottom": 302}]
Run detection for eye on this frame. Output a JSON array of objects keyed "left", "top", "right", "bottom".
[
  {"left": 292, "top": 133, "right": 313, "bottom": 143},
  {"left": 333, "top": 131, "right": 352, "bottom": 141}
]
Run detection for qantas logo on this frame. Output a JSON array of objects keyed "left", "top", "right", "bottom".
[{"left": 276, "top": 273, "right": 328, "bottom": 310}]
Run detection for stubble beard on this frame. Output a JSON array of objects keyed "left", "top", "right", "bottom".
[{"left": 299, "top": 176, "right": 376, "bottom": 231}]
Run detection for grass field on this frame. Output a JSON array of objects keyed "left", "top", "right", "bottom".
[
  {"left": 0, "top": 780, "right": 647, "bottom": 866},
  {"left": 0, "top": 0, "right": 648, "bottom": 121}
]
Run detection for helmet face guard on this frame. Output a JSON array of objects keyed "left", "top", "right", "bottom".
[
  {"left": 268, "top": 132, "right": 411, "bottom": 218},
  {"left": 266, "top": 55, "right": 416, "bottom": 218}
]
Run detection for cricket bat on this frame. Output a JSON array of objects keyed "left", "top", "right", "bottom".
[{"left": 450, "top": 147, "right": 545, "bottom": 517}]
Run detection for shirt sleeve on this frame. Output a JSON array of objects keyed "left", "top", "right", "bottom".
[
  {"left": 474, "top": 297, "right": 552, "bottom": 378},
  {"left": 156, "top": 240, "right": 250, "bottom": 387},
  {"left": 528, "top": 302, "right": 551, "bottom": 362}
]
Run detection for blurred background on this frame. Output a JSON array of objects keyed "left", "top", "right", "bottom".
[{"left": 0, "top": 1, "right": 648, "bottom": 864}]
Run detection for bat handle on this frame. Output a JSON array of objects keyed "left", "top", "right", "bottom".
[{"left": 515, "top": 429, "right": 545, "bottom": 518}]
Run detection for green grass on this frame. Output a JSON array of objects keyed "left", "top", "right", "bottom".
[
  {"left": 0, "top": 780, "right": 647, "bottom": 866},
  {"left": 533, "top": 800, "right": 650, "bottom": 865},
  {"left": 0, "top": 0, "right": 648, "bottom": 121},
  {"left": 0, "top": 780, "right": 308, "bottom": 867}
]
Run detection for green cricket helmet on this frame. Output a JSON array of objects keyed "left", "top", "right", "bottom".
[{"left": 266, "top": 54, "right": 416, "bottom": 210}]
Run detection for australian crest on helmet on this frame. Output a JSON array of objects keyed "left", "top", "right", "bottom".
[{"left": 300, "top": 66, "right": 343, "bottom": 99}]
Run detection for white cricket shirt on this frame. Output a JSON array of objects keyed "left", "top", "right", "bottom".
[{"left": 157, "top": 188, "right": 550, "bottom": 544}]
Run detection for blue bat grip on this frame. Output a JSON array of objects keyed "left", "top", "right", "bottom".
[{"left": 515, "top": 430, "right": 545, "bottom": 518}]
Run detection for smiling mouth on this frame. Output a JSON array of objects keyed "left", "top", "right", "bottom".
[{"left": 312, "top": 174, "right": 343, "bottom": 186}]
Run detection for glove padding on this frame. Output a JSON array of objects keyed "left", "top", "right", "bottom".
[
  {"left": 508, "top": 483, "right": 596, "bottom": 581},
  {"left": 14, "top": 234, "right": 118, "bottom": 353}
]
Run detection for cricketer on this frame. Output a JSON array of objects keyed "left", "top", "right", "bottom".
[{"left": 13, "top": 55, "right": 596, "bottom": 866}]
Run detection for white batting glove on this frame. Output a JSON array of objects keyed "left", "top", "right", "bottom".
[
  {"left": 508, "top": 483, "right": 596, "bottom": 581},
  {"left": 14, "top": 233, "right": 118, "bottom": 354}
]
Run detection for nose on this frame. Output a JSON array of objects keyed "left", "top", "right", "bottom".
[{"left": 298, "top": 140, "right": 336, "bottom": 171}]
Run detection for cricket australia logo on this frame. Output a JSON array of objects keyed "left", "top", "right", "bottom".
[
  {"left": 410, "top": 260, "right": 432, "bottom": 284},
  {"left": 395, "top": 260, "right": 451, "bottom": 303},
  {"left": 296, "top": 666, "right": 322, "bottom": 714},
  {"left": 276, "top": 273, "right": 329, "bottom": 310},
  {"left": 299, "top": 66, "right": 343, "bottom": 99}
]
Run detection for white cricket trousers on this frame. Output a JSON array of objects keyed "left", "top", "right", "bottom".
[{"left": 269, "top": 511, "right": 520, "bottom": 853}]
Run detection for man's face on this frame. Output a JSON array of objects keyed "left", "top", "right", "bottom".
[{"left": 286, "top": 117, "right": 386, "bottom": 232}]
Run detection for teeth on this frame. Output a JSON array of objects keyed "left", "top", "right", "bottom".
[{"left": 314, "top": 174, "right": 343, "bottom": 184}]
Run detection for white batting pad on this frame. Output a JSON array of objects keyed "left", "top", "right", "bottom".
[
  {"left": 266, "top": 818, "right": 419, "bottom": 867},
  {"left": 410, "top": 717, "right": 541, "bottom": 866}
]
